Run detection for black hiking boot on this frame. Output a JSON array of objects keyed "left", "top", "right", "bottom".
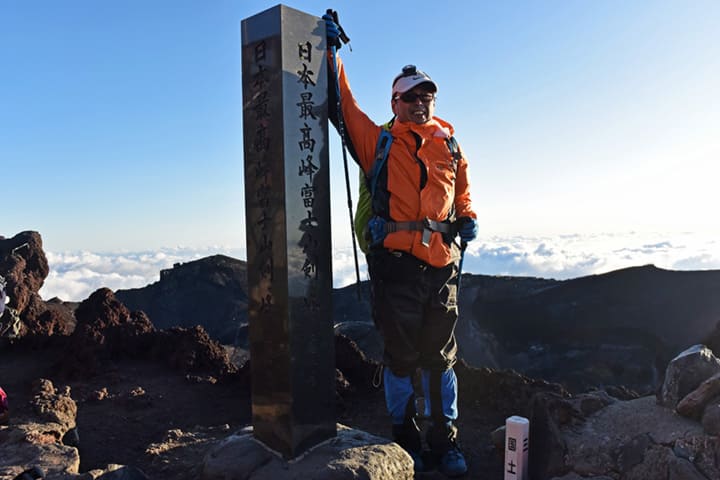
[
  {"left": 392, "top": 418, "right": 427, "bottom": 472},
  {"left": 427, "top": 421, "right": 467, "bottom": 477}
]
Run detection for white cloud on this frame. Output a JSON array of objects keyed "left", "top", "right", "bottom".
[
  {"left": 461, "top": 231, "right": 720, "bottom": 280},
  {"left": 39, "top": 232, "right": 720, "bottom": 302},
  {"left": 41, "top": 247, "right": 246, "bottom": 302}
]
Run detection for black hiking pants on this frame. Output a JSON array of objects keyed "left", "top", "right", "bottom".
[{"left": 367, "top": 249, "right": 459, "bottom": 377}]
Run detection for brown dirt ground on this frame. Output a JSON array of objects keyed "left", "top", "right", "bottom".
[{"left": 0, "top": 342, "right": 506, "bottom": 479}]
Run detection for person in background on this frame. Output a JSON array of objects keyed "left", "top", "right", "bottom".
[
  {"left": 0, "top": 386, "right": 9, "bottom": 424},
  {"left": 0, "top": 275, "right": 21, "bottom": 341},
  {"left": 0, "top": 274, "right": 7, "bottom": 317},
  {"left": 324, "top": 13, "right": 478, "bottom": 477}
]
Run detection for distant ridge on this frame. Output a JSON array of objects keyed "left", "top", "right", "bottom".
[
  {"left": 114, "top": 255, "right": 720, "bottom": 394},
  {"left": 471, "top": 264, "right": 720, "bottom": 392},
  {"left": 116, "top": 254, "right": 248, "bottom": 344}
]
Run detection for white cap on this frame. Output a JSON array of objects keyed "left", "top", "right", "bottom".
[{"left": 391, "top": 65, "right": 437, "bottom": 97}]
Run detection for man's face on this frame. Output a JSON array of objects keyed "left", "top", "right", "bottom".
[{"left": 392, "top": 87, "right": 436, "bottom": 124}]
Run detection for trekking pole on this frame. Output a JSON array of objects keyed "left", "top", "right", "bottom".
[
  {"left": 458, "top": 240, "right": 467, "bottom": 290},
  {"left": 326, "top": 9, "right": 362, "bottom": 300}
]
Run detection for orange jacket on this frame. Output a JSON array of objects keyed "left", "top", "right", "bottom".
[{"left": 333, "top": 55, "right": 476, "bottom": 268}]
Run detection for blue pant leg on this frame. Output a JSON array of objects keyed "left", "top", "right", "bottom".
[
  {"left": 421, "top": 368, "right": 458, "bottom": 421},
  {"left": 384, "top": 367, "right": 416, "bottom": 424}
]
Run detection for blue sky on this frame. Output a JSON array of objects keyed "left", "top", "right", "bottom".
[{"left": 2, "top": 1, "right": 720, "bottom": 299}]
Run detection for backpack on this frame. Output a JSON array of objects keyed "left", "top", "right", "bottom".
[{"left": 353, "top": 122, "right": 461, "bottom": 254}]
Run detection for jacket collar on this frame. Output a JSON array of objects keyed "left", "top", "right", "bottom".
[{"left": 391, "top": 116, "right": 454, "bottom": 139}]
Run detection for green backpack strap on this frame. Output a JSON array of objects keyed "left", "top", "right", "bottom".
[
  {"left": 355, "top": 122, "right": 394, "bottom": 254},
  {"left": 354, "top": 168, "right": 372, "bottom": 254}
]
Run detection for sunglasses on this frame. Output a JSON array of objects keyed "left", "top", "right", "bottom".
[{"left": 396, "top": 91, "right": 435, "bottom": 103}]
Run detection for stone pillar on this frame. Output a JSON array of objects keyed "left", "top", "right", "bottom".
[{"left": 241, "top": 5, "right": 335, "bottom": 459}]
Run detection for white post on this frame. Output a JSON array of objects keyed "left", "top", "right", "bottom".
[{"left": 504, "top": 415, "right": 529, "bottom": 480}]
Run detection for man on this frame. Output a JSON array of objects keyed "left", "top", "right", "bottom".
[{"left": 325, "top": 15, "right": 478, "bottom": 477}]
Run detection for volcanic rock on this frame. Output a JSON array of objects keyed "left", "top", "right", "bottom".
[
  {"left": 658, "top": 344, "right": 720, "bottom": 408},
  {"left": 115, "top": 255, "right": 248, "bottom": 345},
  {"left": 534, "top": 346, "right": 720, "bottom": 479},
  {"left": 676, "top": 372, "right": 720, "bottom": 419},
  {"left": 0, "top": 231, "right": 75, "bottom": 338},
  {"left": 201, "top": 424, "right": 414, "bottom": 480},
  {"left": 0, "top": 378, "right": 80, "bottom": 478},
  {"left": 56, "top": 288, "right": 155, "bottom": 378}
]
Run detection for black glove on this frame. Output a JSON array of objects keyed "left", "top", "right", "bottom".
[{"left": 322, "top": 13, "right": 342, "bottom": 50}]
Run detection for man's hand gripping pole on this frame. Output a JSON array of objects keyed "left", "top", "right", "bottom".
[{"left": 325, "top": 9, "right": 362, "bottom": 299}]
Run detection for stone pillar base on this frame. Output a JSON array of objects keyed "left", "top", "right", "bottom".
[{"left": 202, "top": 424, "right": 414, "bottom": 480}]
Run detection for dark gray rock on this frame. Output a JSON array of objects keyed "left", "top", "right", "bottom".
[
  {"left": 557, "top": 395, "right": 717, "bottom": 479},
  {"left": 622, "top": 444, "right": 674, "bottom": 480},
  {"left": 617, "top": 433, "right": 652, "bottom": 473},
  {"left": 201, "top": 424, "right": 414, "bottom": 480},
  {"left": 334, "top": 321, "right": 382, "bottom": 363},
  {"left": 668, "top": 456, "right": 708, "bottom": 480},
  {"left": 700, "top": 402, "right": 720, "bottom": 435},
  {"left": 674, "top": 435, "right": 720, "bottom": 479},
  {"left": 676, "top": 372, "right": 720, "bottom": 419},
  {"left": 528, "top": 392, "right": 571, "bottom": 480},
  {"left": 659, "top": 345, "right": 720, "bottom": 408}
]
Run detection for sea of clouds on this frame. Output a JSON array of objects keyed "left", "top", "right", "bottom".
[{"left": 40, "top": 232, "right": 720, "bottom": 302}]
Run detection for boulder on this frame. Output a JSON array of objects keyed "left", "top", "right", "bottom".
[
  {"left": 700, "top": 402, "right": 720, "bottom": 435},
  {"left": 54, "top": 287, "right": 239, "bottom": 381},
  {"left": 676, "top": 372, "right": 720, "bottom": 418},
  {"left": 334, "top": 333, "right": 379, "bottom": 394},
  {"left": 201, "top": 424, "right": 414, "bottom": 480},
  {"left": 537, "top": 347, "right": 720, "bottom": 480},
  {"left": 31, "top": 378, "right": 77, "bottom": 431},
  {"left": 0, "top": 231, "right": 75, "bottom": 338},
  {"left": 56, "top": 288, "right": 155, "bottom": 378},
  {"left": 560, "top": 396, "right": 705, "bottom": 477},
  {"left": 334, "top": 321, "right": 383, "bottom": 364},
  {"left": 658, "top": 344, "right": 720, "bottom": 408},
  {"left": 0, "top": 378, "right": 80, "bottom": 477},
  {"left": 0, "top": 377, "right": 154, "bottom": 480},
  {"left": 0, "top": 231, "right": 48, "bottom": 313}
]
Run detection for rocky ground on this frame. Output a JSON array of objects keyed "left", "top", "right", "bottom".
[
  {"left": 0, "top": 231, "right": 554, "bottom": 479},
  {"left": 5, "top": 231, "right": 720, "bottom": 479},
  {"left": 1, "top": 340, "right": 243, "bottom": 479},
  {"left": 0, "top": 331, "right": 517, "bottom": 479}
]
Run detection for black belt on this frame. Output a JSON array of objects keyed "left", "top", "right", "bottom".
[{"left": 382, "top": 218, "right": 454, "bottom": 246}]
